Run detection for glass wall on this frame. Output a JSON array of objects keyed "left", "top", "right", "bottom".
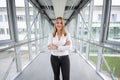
[
  {"left": 15, "top": 0, "right": 27, "bottom": 41},
  {"left": 107, "top": 0, "right": 120, "bottom": 42},
  {"left": 102, "top": 48, "right": 120, "bottom": 79},
  {"left": 92, "top": 0, "right": 103, "bottom": 41},
  {"left": 81, "top": 4, "right": 90, "bottom": 40},
  {"left": 0, "top": 0, "right": 10, "bottom": 40},
  {"left": 0, "top": 0, "right": 52, "bottom": 79},
  {"left": 89, "top": 0, "right": 103, "bottom": 68},
  {"left": 67, "top": 0, "right": 120, "bottom": 79},
  {"left": 0, "top": 48, "right": 17, "bottom": 80}
]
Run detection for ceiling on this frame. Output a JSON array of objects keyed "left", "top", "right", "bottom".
[
  {"left": 52, "top": 0, "right": 67, "bottom": 18},
  {"left": 30, "top": 0, "right": 91, "bottom": 25}
]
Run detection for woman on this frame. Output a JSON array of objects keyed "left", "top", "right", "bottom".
[{"left": 48, "top": 17, "right": 72, "bottom": 80}]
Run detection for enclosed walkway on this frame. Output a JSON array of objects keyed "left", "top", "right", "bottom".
[
  {"left": 0, "top": 0, "right": 120, "bottom": 80},
  {"left": 14, "top": 51, "right": 103, "bottom": 80}
]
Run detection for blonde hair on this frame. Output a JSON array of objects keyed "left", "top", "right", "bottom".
[{"left": 53, "top": 17, "right": 67, "bottom": 37}]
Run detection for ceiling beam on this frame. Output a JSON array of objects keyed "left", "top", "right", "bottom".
[
  {"left": 52, "top": 0, "right": 67, "bottom": 18},
  {"left": 65, "top": 0, "right": 91, "bottom": 25},
  {"left": 30, "top": 0, "right": 54, "bottom": 25}
]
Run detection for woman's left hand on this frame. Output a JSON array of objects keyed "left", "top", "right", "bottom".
[{"left": 51, "top": 44, "right": 58, "bottom": 50}]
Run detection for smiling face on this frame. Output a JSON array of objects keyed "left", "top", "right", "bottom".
[
  {"left": 55, "top": 19, "right": 63, "bottom": 31},
  {"left": 53, "top": 17, "right": 66, "bottom": 37}
]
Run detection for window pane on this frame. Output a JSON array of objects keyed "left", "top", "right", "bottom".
[
  {"left": 92, "top": 0, "right": 103, "bottom": 41},
  {"left": 0, "top": 0, "right": 10, "bottom": 40},
  {"left": 29, "top": 3, "right": 35, "bottom": 39},
  {"left": 82, "top": 4, "right": 90, "bottom": 40},
  {"left": 15, "top": 0, "right": 27, "bottom": 41},
  {"left": 107, "top": 0, "right": 120, "bottom": 42}
]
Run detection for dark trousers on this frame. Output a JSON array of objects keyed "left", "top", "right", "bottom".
[{"left": 50, "top": 55, "right": 70, "bottom": 80}]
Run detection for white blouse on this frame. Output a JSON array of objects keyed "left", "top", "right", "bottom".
[{"left": 48, "top": 33, "right": 72, "bottom": 56}]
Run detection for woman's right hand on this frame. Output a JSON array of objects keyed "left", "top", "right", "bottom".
[
  {"left": 48, "top": 44, "right": 58, "bottom": 50},
  {"left": 48, "top": 44, "right": 52, "bottom": 50}
]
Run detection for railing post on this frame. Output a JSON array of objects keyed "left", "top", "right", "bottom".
[
  {"left": 24, "top": 0, "right": 32, "bottom": 60},
  {"left": 96, "top": 47, "right": 103, "bottom": 73},
  {"left": 15, "top": 46, "right": 22, "bottom": 72}
]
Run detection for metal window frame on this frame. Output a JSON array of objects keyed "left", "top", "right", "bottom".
[
  {"left": 0, "top": 0, "right": 18, "bottom": 46},
  {"left": 100, "top": 0, "right": 120, "bottom": 46}
]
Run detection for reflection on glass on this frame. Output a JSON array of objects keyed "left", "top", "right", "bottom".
[
  {"left": 92, "top": 0, "right": 103, "bottom": 41},
  {"left": 0, "top": 0, "right": 10, "bottom": 40},
  {"left": 15, "top": 0, "right": 27, "bottom": 41},
  {"left": 108, "top": 0, "right": 120, "bottom": 42}
]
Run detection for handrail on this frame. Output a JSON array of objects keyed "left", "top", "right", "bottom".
[
  {"left": 72, "top": 36, "right": 120, "bottom": 53},
  {"left": 1, "top": 36, "right": 48, "bottom": 80},
  {"left": 72, "top": 36, "right": 120, "bottom": 80},
  {"left": 0, "top": 36, "right": 48, "bottom": 52}
]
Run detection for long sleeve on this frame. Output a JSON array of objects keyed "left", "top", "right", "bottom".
[
  {"left": 58, "top": 33, "right": 72, "bottom": 51},
  {"left": 58, "top": 46, "right": 71, "bottom": 51},
  {"left": 49, "top": 33, "right": 72, "bottom": 56}
]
